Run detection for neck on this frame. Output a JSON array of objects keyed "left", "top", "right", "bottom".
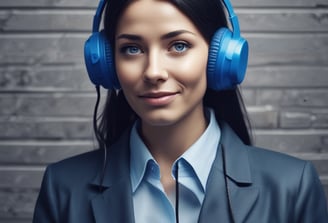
[{"left": 140, "top": 106, "right": 208, "bottom": 165}]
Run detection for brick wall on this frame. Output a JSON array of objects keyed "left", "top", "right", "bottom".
[{"left": 0, "top": 0, "right": 327, "bottom": 222}]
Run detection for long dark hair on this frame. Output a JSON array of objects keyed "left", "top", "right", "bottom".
[{"left": 97, "top": 0, "right": 252, "bottom": 148}]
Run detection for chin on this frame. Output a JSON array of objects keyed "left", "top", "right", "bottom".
[
  {"left": 142, "top": 116, "right": 177, "bottom": 127},
  {"left": 139, "top": 110, "right": 180, "bottom": 127}
]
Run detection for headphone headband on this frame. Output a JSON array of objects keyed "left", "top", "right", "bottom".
[
  {"left": 92, "top": 0, "right": 240, "bottom": 35},
  {"left": 222, "top": 0, "right": 240, "bottom": 38},
  {"left": 92, "top": 0, "right": 107, "bottom": 33}
]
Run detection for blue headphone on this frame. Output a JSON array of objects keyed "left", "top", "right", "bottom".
[{"left": 84, "top": 0, "right": 248, "bottom": 90}]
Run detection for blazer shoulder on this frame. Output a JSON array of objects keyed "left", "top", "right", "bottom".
[
  {"left": 247, "top": 145, "right": 306, "bottom": 167},
  {"left": 245, "top": 145, "right": 318, "bottom": 189},
  {"left": 44, "top": 129, "right": 131, "bottom": 189},
  {"left": 246, "top": 145, "right": 328, "bottom": 221},
  {"left": 43, "top": 148, "right": 105, "bottom": 187},
  {"left": 51, "top": 148, "right": 103, "bottom": 170},
  {"left": 220, "top": 120, "right": 312, "bottom": 185}
]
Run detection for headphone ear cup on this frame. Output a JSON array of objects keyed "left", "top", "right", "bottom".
[
  {"left": 207, "top": 27, "right": 248, "bottom": 90},
  {"left": 84, "top": 30, "right": 120, "bottom": 89}
]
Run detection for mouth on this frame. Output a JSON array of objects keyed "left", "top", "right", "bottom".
[
  {"left": 139, "top": 91, "right": 178, "bottom": 106},
  {"left": 140, "top": 91, "right": 177, "bottom": 98}
]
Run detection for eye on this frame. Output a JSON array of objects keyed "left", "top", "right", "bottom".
[
  {"left": 170, "top": 42, "right": 190, "bottom": 53},
  {"left": 120, "top": 45, "right": 143, "bottom": 55}
]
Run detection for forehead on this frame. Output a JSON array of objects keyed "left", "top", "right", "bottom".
[{"left": 115, "top": 0, "right": 199, "bottom": 36}]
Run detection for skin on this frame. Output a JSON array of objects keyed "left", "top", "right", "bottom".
[{"left": 115, "top": 0, "right": 209, "bottom": 193}]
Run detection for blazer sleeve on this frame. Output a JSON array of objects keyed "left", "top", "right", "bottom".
[
  {"left": 33, "top": 166, "right": 60, "bottom": 223},
  {"left": 294, "top": 161, "right": 328, "bottom": 223}
]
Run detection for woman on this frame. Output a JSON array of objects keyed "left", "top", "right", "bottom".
[{"left": 33, "top": 0, "right": 328, "bottom": 222}]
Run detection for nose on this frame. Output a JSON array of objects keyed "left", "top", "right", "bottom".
[{"left": 143, "top": 49, "right": 168, "bottom": 84}]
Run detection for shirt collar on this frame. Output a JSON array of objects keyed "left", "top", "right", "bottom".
[
  {"left": 178, "top": 108, "right": 220, "bottom": 191},
  {"left": 129, "top": 121, "right": 154, "bottom": 192},
  {"left": 129, "top": 108, "right": 221, "bottom": 193}
]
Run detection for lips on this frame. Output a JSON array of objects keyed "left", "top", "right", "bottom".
[
  {"left": 139, "top": 91, "right": 178, "bottom": 106},
  {"left": 140, "top": 91, "right": 177, "bottom": 98}
]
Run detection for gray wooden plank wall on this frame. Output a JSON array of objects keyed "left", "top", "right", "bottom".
[{"left": 0, "top": 0, "right": 327, "bottom": 222}]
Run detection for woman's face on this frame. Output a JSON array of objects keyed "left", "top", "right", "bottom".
[{"left": 115, "top": 0, "right": 209, "bottom": 127}]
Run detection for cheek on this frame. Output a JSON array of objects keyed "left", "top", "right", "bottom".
[
  {"left": 173, "top": 52, "right": 208, "bottom": 87},
  {"left": 115, "top": 59, "right": 142, "bottom": 88}
]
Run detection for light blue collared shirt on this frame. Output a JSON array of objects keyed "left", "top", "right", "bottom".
[{"left": 130, "top": 109, "right": 221, "bottom": 223}]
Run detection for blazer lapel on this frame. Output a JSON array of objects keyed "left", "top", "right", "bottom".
[
  {"left": 198, "top": 146, "right": 232, "bottom": 222},
  {"left": 227, "top": 182, "right": 259, "bottom": 223},
  {"left": 90, "top": 180, "right": 135, "bottom": 223},
  {"left": 199, "top": 121, "right": 259, "bottom": 223},
  {"left": 90, "top": 130, "right": 135, "bottom": 223},
  {"left": 220, "top": 121, "right": 259, "bottom": 223}
]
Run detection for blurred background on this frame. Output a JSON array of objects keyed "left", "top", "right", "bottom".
[{"left": 0, "top": 0, "right": 327, "bottom": 222}]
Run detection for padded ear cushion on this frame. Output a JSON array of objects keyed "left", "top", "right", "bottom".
[
  {"left": 84, "top": 30, "right": 120, "bottom": 89},
  {"left": 207, "top": 27, "right": 248, "bottom": 90}
]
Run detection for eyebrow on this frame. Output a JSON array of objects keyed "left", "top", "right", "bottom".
[
  {"left": 116, "top": 34, "right": 142, "bottom": 41},
  {"left": 116, "top": 30, "right": 195, "bottom": 41},
  {"left": 160, "top": 30, "right": 195, "bottom": 40}
]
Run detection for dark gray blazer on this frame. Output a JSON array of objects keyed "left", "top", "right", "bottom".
[{"left": 33, "top": 121, "right": 328, "bottom": 223}]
